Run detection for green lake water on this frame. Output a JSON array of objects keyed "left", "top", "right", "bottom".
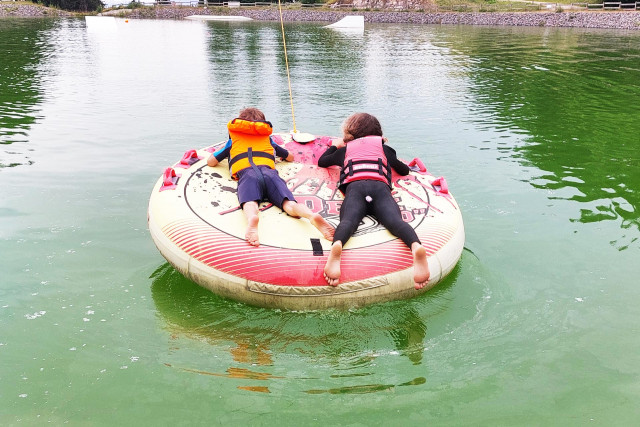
[{"left": 1, "top": 17, "right": 639, "bottom": 425}]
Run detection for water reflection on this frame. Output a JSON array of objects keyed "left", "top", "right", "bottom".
[
  {"left": 150, "top": 262, "right": 443, "bottom": 361},
  {"left": 0, "top": 19, "right": 55, "bottom": 168},
  {"left": 203, "top": 21, "right": 367, "bottom": 128},
  {"left": 305, "top": 376, "right": 426, "bottom": 395},
  {"left": 150, "top": 260, "right": 467, "bottom": 392},
  {"left": 454, "top": 27, "right": 640, "bottom": 246}
]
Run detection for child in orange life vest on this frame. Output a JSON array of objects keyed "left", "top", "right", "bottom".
[
  {"left": 207, "top": 107, "right": 334, "bottom": 247},
  {"left": 317, "top": 113, "right": 430, "bottom": 289}
]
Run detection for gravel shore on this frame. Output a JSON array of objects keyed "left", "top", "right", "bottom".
[
  {"left": 135, "top": 7, "right": 640, "bottom": 30},
  {"left": 0, "top": 3, "right": 71, "bottom": 17},
  {"left": 2, "top": 3, "right": 640, "bottom": 30}
]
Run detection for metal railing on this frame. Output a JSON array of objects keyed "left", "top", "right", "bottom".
[
  {"left": 580, "top": 1, "right": 639, "bottom": 9},
  {"left": 152, "top": 0, "right": 317, "bottom": 6},
  {"left": 104, "top": 1, "right": 640, "bottom": 11},
  {"left": 153, "top": 1, "right": 199, "bottom": 5}
]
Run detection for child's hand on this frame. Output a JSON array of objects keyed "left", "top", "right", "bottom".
[{"left": 332, "top": 138, "right": 346, "bottom": 149}]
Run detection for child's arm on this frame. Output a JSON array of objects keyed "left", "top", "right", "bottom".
[
  {"left": 318, "top": 146, "right": 345, "bottom": 168},
  {"left": 383, "top": 145, "right": 411, "bottom": 175},
  {"left": 207, "top": 139, "right": 232, "bottom": 167},
  {"left": 272, "top": 141, "right": 292, "bottom": 162}
]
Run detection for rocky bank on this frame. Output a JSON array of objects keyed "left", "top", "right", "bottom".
[
  {"left": 132, "top": 7, "right": 640, "bottom": 30},
  {"left": 0, "top": 3, "right": 71, "bottom": 17},
  {"left": 2, "top": 3, "right": 640, "bottom": 30}
]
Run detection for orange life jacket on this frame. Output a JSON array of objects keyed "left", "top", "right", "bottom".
[{"left": 228, "top": 119, "right": 275, "bottom": 178}]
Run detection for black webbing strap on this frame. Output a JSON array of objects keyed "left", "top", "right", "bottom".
[
  {"left": 247, "top": 148, "right": 267, "bottom": 200},
  {"left": 380, "top": 158, "right": 392, "bottom": 185},
  {"left": 310, "top": 238, "right": 323, "bottom": 256},
  {"left": 347, "top": 159, "right": 354, "bottom": 176}
]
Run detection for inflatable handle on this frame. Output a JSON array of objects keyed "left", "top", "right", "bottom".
[
  {"left": 408, "top": 158, "right": 427, "bottom": 173},
  {"left": 163, "top": 167, "right": 177, "bottom": 186},
  {"left": 271, "top": 135, "right": 284, "bottom": 145},
  {"left": 180, "top": 149, "right": 199, "bottom": 165},
  {"left": 431, "top": 176, "right": 449, "bottom": 195}
]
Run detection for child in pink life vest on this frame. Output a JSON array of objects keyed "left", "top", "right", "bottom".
[
  {"left": 207, "top": 107, "right": 334, "bottom": 247},
  {"left": 318, "top": 112, "right": 430, "bottom": 289}
]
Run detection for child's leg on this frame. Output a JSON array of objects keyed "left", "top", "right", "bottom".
[
  {"left": 262, "top": 169, "right": 335, "bottom": 241},
  {"left": 331, "top": 184, "right": 368, "bottom": 246},
  {"left": 323, "top": 185, "right": 369, "bottom": 286},
  {"left": 323, "top": 241, "right": 342, "bottom": 287},
  {"left": 411, "top": 242, "right": 429, "bottom": 290},
  {"left": 281, "top": 200, "right": 335, "bottom": 241},
  {"left": 242, "top": 201, "right": 260, "bottom": 247},
  {"left": 370, "top": 186, "right": 430, "bottom": 289},
  {"left": 236, "top": 169, "right": 266, "bottom": 247}
]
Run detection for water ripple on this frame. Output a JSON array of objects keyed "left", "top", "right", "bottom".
[{"left": 454, "top": 27, "right": 640, "bottom": 247}]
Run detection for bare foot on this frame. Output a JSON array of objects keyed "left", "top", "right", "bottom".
[
  {"left": 412, "top": 244, "right": 430, "bottom": 289},
  {"left": 310, "top": 213, "right": 335, "bottom": 241},
  {"left": 245, "top": 215, "right": 260, "bottom": 246},
  {"left": 323, "top": 242, "right": 342, "bottom": 286}
]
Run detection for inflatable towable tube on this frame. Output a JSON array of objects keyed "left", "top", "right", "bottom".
[{"left": 148, "top": 134, "right": 465, "bottom": 310}]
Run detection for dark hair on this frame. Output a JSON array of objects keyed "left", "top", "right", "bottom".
[
  {"left": 342, "top": 113, "right": 383, "bottom": 142},
  {"left": 238, "top": 107, "right": 266, "bottom": 122}
]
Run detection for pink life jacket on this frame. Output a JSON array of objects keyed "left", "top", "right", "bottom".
[{"left": 340, "top": 136, "right": 392, "bottom": 188}]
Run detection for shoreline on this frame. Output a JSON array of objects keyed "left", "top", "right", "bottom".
[
  {"left": 0, "top": 3, "right": 71, "bottom": 17},
  {"left": 2, "top": 4, "right": 640, "bottom": 30},
  {"left": 165, "top": 8, "right": 640, "bottom": 30}
]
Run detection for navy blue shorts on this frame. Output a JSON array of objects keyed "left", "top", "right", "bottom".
[{"left": 236, "top": 166, "right": 295, "bottom": 209}]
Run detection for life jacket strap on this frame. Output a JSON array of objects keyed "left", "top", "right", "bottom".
[
  {"left": 380, "top": 158, "right": 392, "bottom": 183},
  {"left": 339, "top": 159, "right": 392, "bottom": 186},
  {"left": 247, "top": 148, "right": 268, "bottom": 200},
  {"left": 229, "top": 150, "right": 275, "bottom": 168}
]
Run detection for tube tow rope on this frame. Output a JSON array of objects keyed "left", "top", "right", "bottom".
[{"left": 277, "top": 0, "right": 297, "bottom": 133}]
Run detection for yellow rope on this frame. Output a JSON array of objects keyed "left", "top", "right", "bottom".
[{"left": 277, "top": 0, "right": 297, "bottom": 133}]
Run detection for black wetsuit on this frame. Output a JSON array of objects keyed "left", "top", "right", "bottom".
[{"left": 318, "top": 144, "right": 421, "bottom": 248}]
